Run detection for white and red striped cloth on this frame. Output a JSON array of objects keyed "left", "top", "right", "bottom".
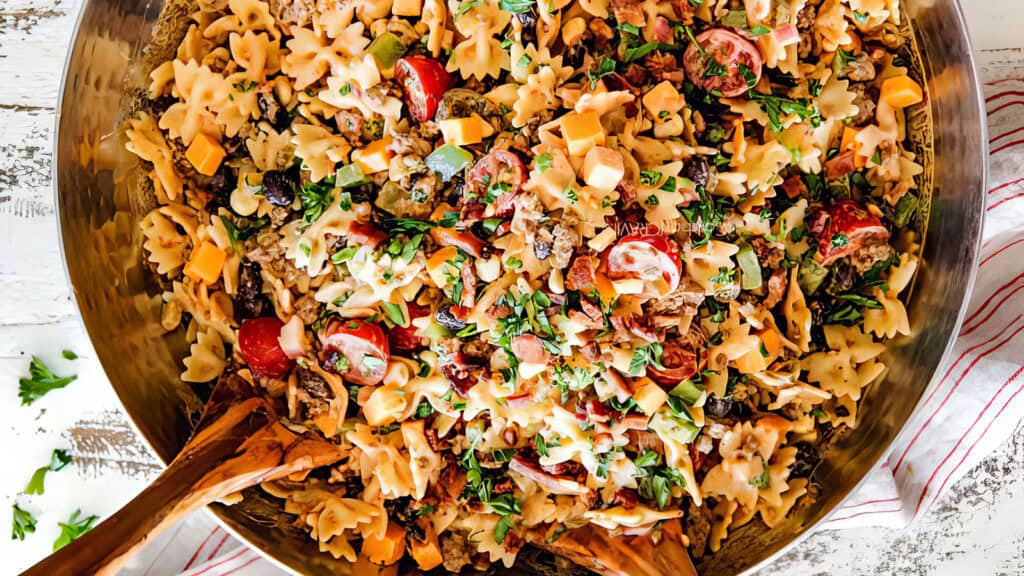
[{"left": 116, "top": 76, "right": 1024, "bottom": 576}]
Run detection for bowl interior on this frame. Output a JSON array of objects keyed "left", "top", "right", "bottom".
[{"left": 54, "top": 0, "right": 985, "bottom": 573}]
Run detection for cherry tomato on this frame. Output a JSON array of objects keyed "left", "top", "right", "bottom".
[
  {"left": 604, "top": 230, "right": 683, "bottom": 298},
  {"left": 647, "top": 339, "right": 701, "bottom": 387},
  {"left": 683, "top": 28, "right": 764, "bottom": 97},
  {"left": 465, "top": 150, "right": 528, "bottom": 218},
  {"left": 809, "top": 200, "right": 890, "bottom": 266},
  {"left": 388, "top": 302, "right": 429, "bottom": 352},
  {"left": 347, "top": 221, "right": 387, "bottom": 249},
  {"left": 238, "top": 317, "right": 295, "bottom": 379},
  {"left": 320, "top": 318, "right": 390, "bottom": 386},
  {"left": 511, "top": 334, "right": 549, "bottom": 365},
  {"left": 395, "top": 56, "right": 452, "bottom": 123}
]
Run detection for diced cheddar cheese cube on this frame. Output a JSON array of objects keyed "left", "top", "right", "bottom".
[
  {"left": 642, "top": 81, "right": 685, "bottom": 116},
  {"left": 184, "top": 241, "right": 226, "bottom": 285},
  {"left": 633, "top": 378, "right": 668, "bottom": 415},
  {"left": 840, "top": 126, "right": 867, "bottom": 168},
  {"left": 560, "top": 111, "right": 605, "bottom": 157},
  {"left": 392, "top": 0, "right": 422, "bottom": 16},
  {"left": 439, "top": 115, "right": 493, "bottom": 146},
  {"left": 734, "top": 328, "right": 783, "bottom": 375},
  {"left": 352, "top": 135, "right": 394, "bottom": 174},
  {"left": 185, "top": 132, "right": 226, "bottom": 176},
  {"left": 881, "top": 75, "right": 924, "bottom": 109},
  {"left": 425, "top": 246, "right": 459, "bottom": 289},
  {"left": 583, "top": 146, "right": 625, "bottom": 191}
]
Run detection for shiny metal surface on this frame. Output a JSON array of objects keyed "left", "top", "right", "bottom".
[{"left": 54, "top": 0, "right": 986, "bottom": 573}]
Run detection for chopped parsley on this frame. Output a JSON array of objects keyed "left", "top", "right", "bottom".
[
  {"left": 634, "top": 450, "right": 686, "bottom": 509},
  {"left": 414, "top": 401, "right": 435, "bottom": 419},
  {"left": 19, "top": 356, "right": 77, "bottom": 406},
  {"left": 61, "top": 350, "right": 77, "bottom": 360},
  {"left": 749, "top": 91, "right": 821, "bottom": 133},
  {"left": 627, "top": 343, "right": 666, "bottom": 377},
  {"left": 498, "top": 0, "right": 532, "bottom": 12},
  {"left": 587, "top": 59, "right": 617, "bottom": 90},
  {"left": 220, "top": 215, "right": 269, "bottom": 253},
  {"left": 299, "top": 179, "right": 333, "bottom": 228}
]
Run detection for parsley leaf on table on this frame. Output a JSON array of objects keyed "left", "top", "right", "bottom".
[
  {"left": 25, "top": 449, "right": 73, "bottom": 495},
  {"left": 18, "top": 356, "right": 77, "bottom": 406},
  {"left": 12, "top": 504, "right": 36, "bottom": 541},
  {"left": 53, "top": 510, "right": 100, "bottom": 551}
]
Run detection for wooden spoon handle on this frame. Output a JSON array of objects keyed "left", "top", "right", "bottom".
[{"left": 21, "top": 450, "right": 217, "bottom": 576}]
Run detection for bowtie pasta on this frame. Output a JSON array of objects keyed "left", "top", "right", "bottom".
[{"left": 127, "top": 0, "right": 926, "bottom": 570}]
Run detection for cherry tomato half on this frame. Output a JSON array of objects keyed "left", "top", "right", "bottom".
[
  {"left": 388, "top": 302, "right": 429, "bottom": 352},
  {"left": 465, "top": 150, "right": 528, "bottom": 218},
  {"left": 604, "top": 230, "right": 683, "bottom": 298},
  {"left": 683, "top": 28, "right": 764, "bottom": 98},
  {"left": 809, "top": 200, "right": 890, "bottom": 266},
  {"left": 647, "top": 339, "right": 701, "bottom": 387},
  {"left": 320, "top": 318, "right": 390, "bottom": 386},
  {"left": 395, "top": 56, "right": 452, "bottom": 123},
  {"left": 238, "top": 317, "right": 295, "bottom": 379}
]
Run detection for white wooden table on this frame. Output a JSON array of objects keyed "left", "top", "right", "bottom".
[{"left": 0, "top": 0, "right": 1022, "bottom": 574}]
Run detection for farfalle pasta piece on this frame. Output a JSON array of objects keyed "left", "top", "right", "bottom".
[
  {"left": 125, "top": 113, "right": 183, "bottom": 201},
  {"left": 817, "top": 76, "right": 860, "bottom": 121},
  {"left": 447, "top": 26, "right": 509, "bottom": 81},
  {"left": 685, "top": 240, "right": 740, "bottom": 294},
  {"left": 783, "top": 267, "right": 812, "bottom": 352},
  {"left": 292, "top": 123, "right": 351, "bottom": 182},
  {"left": 282, "top": 25, "right": 368, "bottom": 89},
  {"left": 140, "top": 209, "right": 189, "bottom": 274},
  {"left": 181, "top": 327, "right": 228, "bottom": 382}
]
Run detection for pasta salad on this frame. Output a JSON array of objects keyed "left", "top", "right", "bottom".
[{"left": 127, "top": 0, "right": 926, "bottom": 570}]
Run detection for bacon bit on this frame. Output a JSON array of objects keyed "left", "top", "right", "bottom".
[
  {"left": 509, "top": 454, "right": 591, "bottom": 496},
  {"left": 622, "top": 64, "right": 649, "bottom": 89},
  {"left": 424, "top": 427, "right": 443, "bottom": 452},
  {"left": 566, "top": 255, "right": 599, "bottom": 292},
  {"left": 609, "top": 0, "right": 644, "bottom": 27},
  {"left": 503, "top": 425, "right": 519, "bottom": 446},
  {"left": 334, "top": 110, "right": 363, "bottom": 141},
  {"left": 430, "top": 227, "right": 486, "bottom": 258},
  {"left": 765, "top": 268, "right": 788, "bottom": 309},
  {"left": 541, "top": 459, "right": 586, "bottom": 478},
  {"left": 569, "top": 299, "right": 605, "bottom": 329},
  {"left": 593, "top": 432, "right": 614, "bottom": 453},
  {"left": 486, "top": 304, "right": 513, "bottom": 321},
  {"left": 460, "top": 264, "right": 477, "bottom": 308},
  {"left": 611, "top": 488, "right": 639, "bottom": 509},
  {"left": 689, "top": 443, "right": 707, "bottom": 473},
  {"left": 511, "top": 334, "right": 548, "bottom": 364},
  {"left": 610, "top": 314, "right": 659, "bottom": 343},
  {"left": 347, "top": 221, "right": 387, "bottom": 248},
  {"left": 578, "top": 399, "right": 615, "bottom": 424},
  {"left": 504, "top": 532, "right": 525, "bottom": 554},
  {"left": 781, "top": 174, "right": 807, "bottom": 199},
  {"left": 647, "top": 51, "right": 685, "bottom": 83},
  {"left": 506, "top": 393, "right": 533, "bottom": 409},
  {"left": 437, "top": 455, "right": 467, "bottom": 503},
  {"left": 491, "top": 479, "right": 515, "bottom": 494},
  {"left": 653, "top": 17, "right": 672, "bottom": 43},
  {"left": 603, "top": 369, "right": 633, "bottom": 402},
  {"left": 669, "top": 0, "right": 695, "bottom": 19},
  {"left": 440, "top": 351, "right": 483, "bottom": 396},
  {"left": 824, "top": 149, "right": 858, "bottom": 180}
]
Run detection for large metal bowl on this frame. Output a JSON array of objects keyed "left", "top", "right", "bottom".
[{"left": 54, "top": 0, "right": 987, "bottom": 573}]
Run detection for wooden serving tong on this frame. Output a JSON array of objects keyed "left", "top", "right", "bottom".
[{"left": 21, "top": 373, "right": 347, "bottom": 576}]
